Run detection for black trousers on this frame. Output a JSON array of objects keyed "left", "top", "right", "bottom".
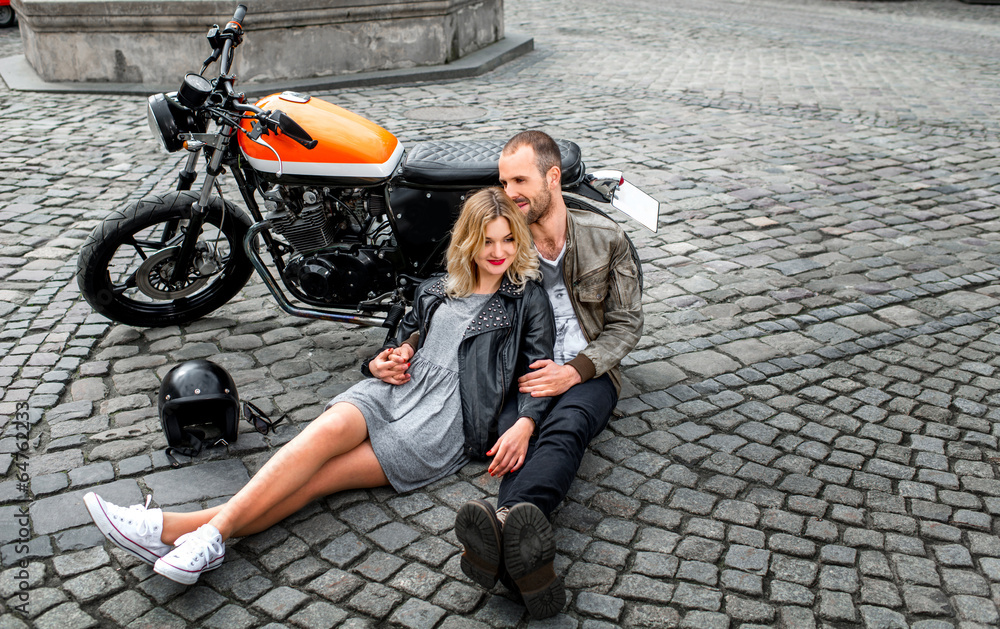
[{"left": 496, "top": 375, "right": 618, "bottom": 517}]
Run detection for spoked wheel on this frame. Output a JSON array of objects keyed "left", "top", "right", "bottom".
[{"left": 77, "top": 191, "right": 254, "bottom": 327}]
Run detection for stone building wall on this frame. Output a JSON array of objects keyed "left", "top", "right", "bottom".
[{"left": 12, "top": 0, "right": 504, "bottom": 85}]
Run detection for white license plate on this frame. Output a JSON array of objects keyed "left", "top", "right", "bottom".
[{"left": 590, "top": 170, "right": 660, "bottom": 232}]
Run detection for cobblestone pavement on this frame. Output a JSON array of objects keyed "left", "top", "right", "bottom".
[{"left": 4, "top": 0, "right": 1000, "bottom": 626}]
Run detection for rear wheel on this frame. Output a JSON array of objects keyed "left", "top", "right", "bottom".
[
  {"left": 77, "top": 191, "right": 254, "bottom": 327},
  {"left": 0, "top": 7, "right": 14, "bottom": 28}
]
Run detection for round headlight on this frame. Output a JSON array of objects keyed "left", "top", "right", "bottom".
[{"left": 147, "top": 93, "right": 184, "bottom": 153}]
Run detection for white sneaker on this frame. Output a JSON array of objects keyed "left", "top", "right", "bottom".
[
  {"left": 83, "top": 492, "right": 170, "bottom": 565},
  {"left": 154, "top": 523, "right": 225, "bottom": 585}
]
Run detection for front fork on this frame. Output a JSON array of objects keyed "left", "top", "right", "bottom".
[
  {"left": 168, "top": 128, "right": 233, "bottom": 285},
  {"left": 176, "top": 150, "right": 200, "bottom": 192}
]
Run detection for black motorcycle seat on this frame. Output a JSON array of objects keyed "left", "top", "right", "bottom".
[{"left": 398, "top": 139, "right": 585, "bottom": 188}]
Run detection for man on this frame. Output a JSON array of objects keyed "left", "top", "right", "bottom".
[{"left": 456, "top": 130, "right": 644, "bottom": 619}]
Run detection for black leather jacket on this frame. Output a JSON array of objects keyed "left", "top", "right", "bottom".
[{"left": 366, "top": 275, "right": 555, "bottom": 459}]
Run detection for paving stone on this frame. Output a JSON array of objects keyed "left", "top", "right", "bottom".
[
  {"left": 52, "top": 546, "right": 110, "bottom": 578},
  {"left": 32, "top": 603, "right": 98, "bottom": 629},
  {"left": 565, "top": 562, "right": 617, "bottom": 592},
  {"left": 388, "top": 599, "right": 449, "bottom": 629},
  {"left": 769, "top": 579, "right": 814, "bottom": 606},
  {"left": 431, "top": 581, "right": 483, "bottom": 614},
  {"left": 819, "top": 565, "right": 860, "bottom": 593},
  {"left": 346, "top": 582, "right": 403, "bottom": 619},
  {"left": 818, "top": 589, "right": 857, "bottom": 622},
  {"left": 251, "top": 586, "right": 310, "bottom": 620},
  {"left": 902, "top": 585, "right": 954, "bottom": 616},
  {"left": 671, "top": 582, "right": 722, "bottom": 611},
  {"left": 623, "top": 604, "right": 681, "bottom": 628},
  {"left": 724, "top": 545, "right": 770, "bottom": 575},
  {"left": 779, "top": 605, "right": 816, "bottom": 629},
  {"left": 12, "top": 586, "right": 67, "bottom": 620},
  {"left": 319, "top": 533, "right": 368, "bottom": 569},
  {"left": 858, "top": 605, "right": 907, "bottom": 629},
  {"left": 819, "top": 543, "right": 856, "bottom": 567},
  {"left": 727, "top": 525, "right": 765, "bottom": 549},
  {"left": 768, "top": 534, "right": 815, "bottom": 558},
  {"left": 166, "top": 586, "right": 227, "bottom": 622},
  {"left": 675, "top": 536, "right": 725, "bottom": 563},
  {"left": 143, "top": 460, "right": 249, "bottom": 506},
  {"left": 97, "top": 590, "right": 153, "bottom": 626},
  {"left": 941, "top": 569, "right": 989, "bottom": 596},
  {"left": 203, "top": 604, "right": 258, "bottom": 629},
  {"left": 678, "top": 610, "right": 729, "bottom": 629},
  {"left": 721, "top": 568, "right": 763, "bottom": 596},
  {"left": 676, "top": 560, "right": 718, "bottom": 586},
  {"left": 952, "top": 594, "right": 999, "bottom": 624},
  {"left": 934, "top": 544, "right": 974, "bottom": 567},
  {"left": 287, "top": 601, "right": 348, "bottom": 629},
  {"left": 305, "top": 568, "right": 364, "bottom": 603},
  {"left": 681, "top": 518, "right": 725, "bottom": 541},
  {"left": 980, "top": 557, "right": 1000, "bottom": 582},
  {"left": 770, "top": 555, "right": 818, "bottom": 586},
  {"left": 575, "top": 592, "right": 625, "bottom": 621},
  {"left": 61, "top": 566, "right": 125, "bottom": 603},
  {"left": 725, "top": 594, "right": 775, "bottom": 623}
]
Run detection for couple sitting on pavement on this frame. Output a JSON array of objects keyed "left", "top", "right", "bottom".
[{"left": 84, "top": 130, "right": 644, "bottom": 619}]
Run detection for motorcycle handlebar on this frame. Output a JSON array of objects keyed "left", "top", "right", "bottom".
[
  {"left": 220, "top": 39, "right": 234, "bottom": 76},
  {"left": 231, "top": 4, "right": 247, "bottom": 27},
  {"left": 218, "top": 4, "right": 247, "bottom": 75}
]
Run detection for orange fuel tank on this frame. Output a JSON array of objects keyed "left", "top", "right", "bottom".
[{"left": 238, "top": 92, "right": 403, "bottom": 184}]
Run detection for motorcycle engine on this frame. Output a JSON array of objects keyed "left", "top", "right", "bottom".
[{"left": 264, "top": 186, "right": 394, "bottom": 306}]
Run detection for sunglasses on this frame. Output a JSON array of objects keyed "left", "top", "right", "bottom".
[{"left": 243, "top": 400, "right": 285, "bottom": 435}]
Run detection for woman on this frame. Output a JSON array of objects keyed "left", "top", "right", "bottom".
[{"left": 83, "top": 187, "right": 555, "bottom": 585}]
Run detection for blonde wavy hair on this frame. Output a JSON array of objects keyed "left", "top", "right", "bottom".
[{"left": 445, "top": 187, "right": 540, "bottom": 298}]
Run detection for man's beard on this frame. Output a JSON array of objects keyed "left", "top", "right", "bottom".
[{"left": 524, "top": 188, "right": 552, "bottom": 225}]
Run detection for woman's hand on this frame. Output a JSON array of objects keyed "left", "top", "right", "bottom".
[
  {"left": 369, "top": 344, "right": 414, "bottom": 385},
  {"left": 487, "top": 417, "right": 534, "bottom": 477}
]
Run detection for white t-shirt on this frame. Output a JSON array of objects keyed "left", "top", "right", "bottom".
[{"left": 538, "top": 243, "right": 588, "bottom": 365}]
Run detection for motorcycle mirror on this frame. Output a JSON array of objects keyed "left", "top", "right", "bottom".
[{"left": 272, "top": 111, "right": 318, "bottom": 150}]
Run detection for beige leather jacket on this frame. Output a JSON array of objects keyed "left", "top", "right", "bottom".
[{"left": 562, "top": 206, "right": 644, "bottom": 394}]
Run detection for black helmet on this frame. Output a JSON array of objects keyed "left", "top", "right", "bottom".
[{"left": 159, "top": 359, "right": 239, "bottom": 448}]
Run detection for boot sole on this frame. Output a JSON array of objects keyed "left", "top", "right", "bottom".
[
  {"left": 503, "top": 502, "right": 565, "bottom": 619},
  {"left": 455, "top": 499, "right": 502, "bottom": 589}
]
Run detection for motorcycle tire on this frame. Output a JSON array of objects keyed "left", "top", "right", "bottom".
[
  {"left": 0, "top": 7, "right": 14, "bottom": 28},
  {"left": 77, "top": 191, "right": 254, "bottom": 327}
]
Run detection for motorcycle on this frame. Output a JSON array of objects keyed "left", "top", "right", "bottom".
[{"left": 77, "top": 4, "right": 660, "bottom": 339}]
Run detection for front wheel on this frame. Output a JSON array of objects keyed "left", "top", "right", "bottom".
[
  {"left": 77, "top": 191, "right": 254, "bottom": 327},
  {"left": 0, "top": 6, "right": 14, "bottom": 28}
]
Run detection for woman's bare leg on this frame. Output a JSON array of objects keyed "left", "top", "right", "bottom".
[
  {"left": 161, "top": 402, "right": 375, "bottom": 542},
  {"left": 161, "top": 438, "right": 388, "bottom": 542}
]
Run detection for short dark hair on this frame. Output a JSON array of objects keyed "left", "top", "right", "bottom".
[{"left": 503, "top": 130, "right": 561, "bottom": 178}]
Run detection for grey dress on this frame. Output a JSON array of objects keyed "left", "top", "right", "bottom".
[{"left": 328, "top": 293, "right": 492, "bottom": 492}]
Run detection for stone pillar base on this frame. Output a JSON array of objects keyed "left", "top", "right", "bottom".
[{"left": 12, "top": 0, "right": 504, "bottom": 85}]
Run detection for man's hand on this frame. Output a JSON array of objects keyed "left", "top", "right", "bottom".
[
  {"left": 517, "top": 359, "right": 581, "bottom": 397},
  {"left": 487, "top": 417, "right": 534, "bottom": 477},
  {"left": 369, "top": 345, "right": 414, "bottom": 385}
]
